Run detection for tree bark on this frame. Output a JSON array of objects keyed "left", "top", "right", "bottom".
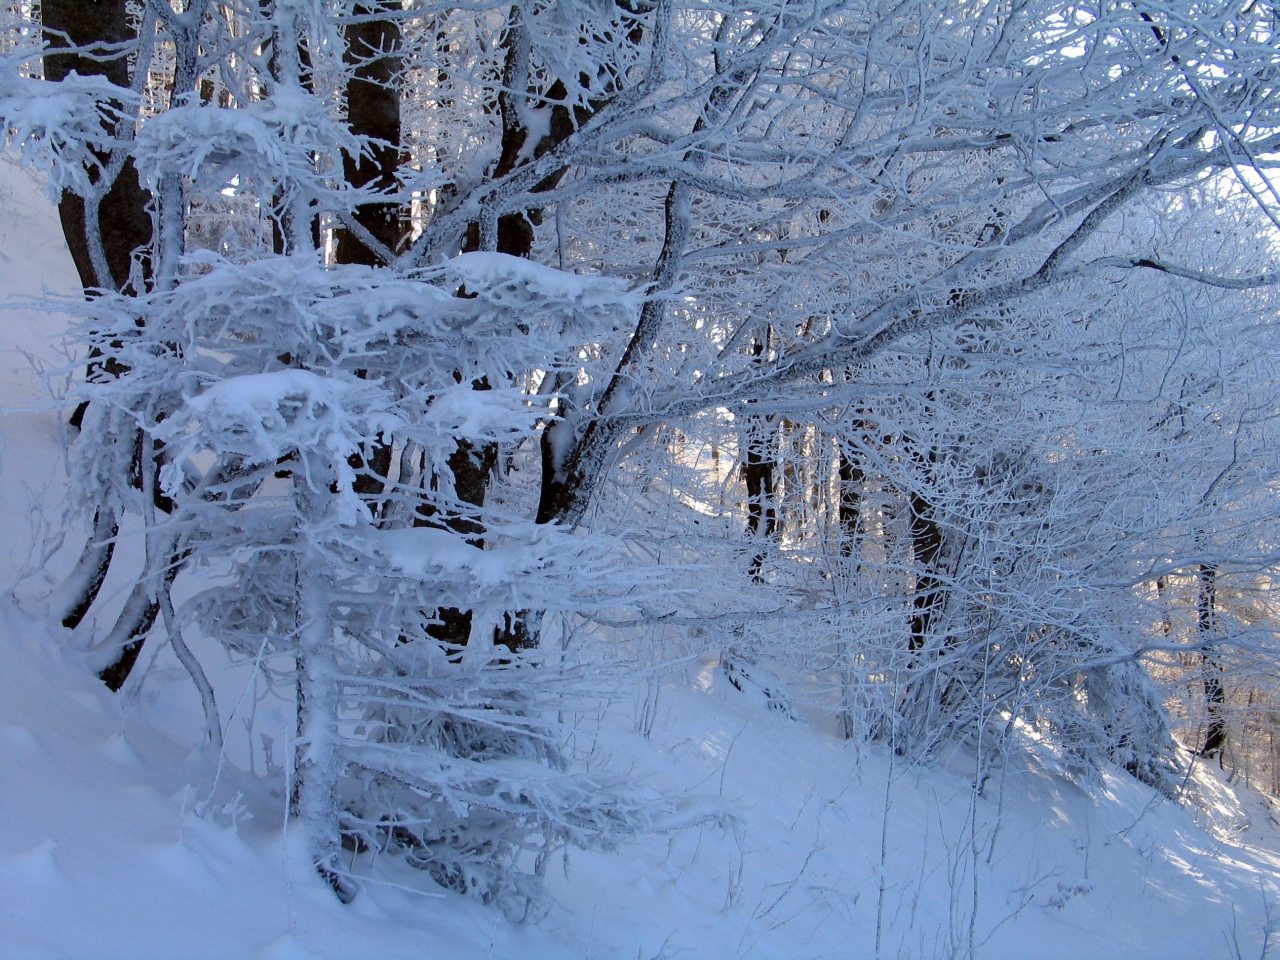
[
  {"left": 45, "top": 508, "right": 117, "bottom": 630},
  {"left": 1198, "top": 563, "right": 1227, "bottom": 760},
  {"left": 337, "top": 2, "right": 402, "bottom": 509},
  {"left": 742, "top": 417, "right": 777, "bottom": 581},
  {"left": 292, "top": 546, "right": 355, "bottom": 903},
  {"left": 42, "top": 0, "right": 152, "bottom": 294},
  {"left": 40, "top": 1, "right": 153, "bottom": 652},
  {"left": 417, "top": 435, "right": 500, "bottom": 649},
  {"left": 333, "top": 2, "right": 403, "bottom": 265},
  {"left": 449, "top": 10, "right": 608, "bottom": 650},
  {"left": 907, "top": 486, "right": 946, "bottom": 652}
]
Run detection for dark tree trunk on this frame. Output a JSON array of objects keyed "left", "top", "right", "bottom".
[
  {"left": 334, "top": 2, "right": 403, "bottom": 265},
  {"left": 908, "top": 487, "right": 946, "bottom": 652},
  {"left": 743, "top": 425, "right": 777, "bottom": 580},
  {"left": 51, "top": 508, "right": 118, "bottom": 630},
  {"left": 92, "top": 429, "right": 174, "bottom": 684},
  {"left": 265, "top": 2, "right": 319, "bottom": 254},
  {"left": 336, "top": 2, "right": 402, "bottom": 504},
  {"left": 330, "top": 3, "right": 493, "bottom": 649},
  {"left": 416, "top": 436, "right": 501, "bottom": 649},
  {"left": 482, "top": 15, "right": 615, "bottom": 537},
  {"left": 1198, "top": 563, "right": 1227, "bottom": 760},
  {"left": 97, "top": 589, "right": 160, "bottom": 690},
  {"left": 42, "top": 1, "right": 152, "bottom": 663},
  {"left": 42, "top": 0, "right": 153, "bottom": 295},
  {"left": 837, "top": 438, "right": 864, "bottom": 559},
  {"left": 446, "top": 437, "right": 499, "bottom": 543},
  {"left": 452, "top": 13, "right": 608, "bottom": 649},
  {"left": 98, "top": 621, "right": 151, "bottom": 691},
  {"left": 740, "top": 338, "right": 776, "bottom": 581}
]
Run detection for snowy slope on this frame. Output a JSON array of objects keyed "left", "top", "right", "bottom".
[{"left": 1, "top": 155, "right": 1278, "bottom": 960}]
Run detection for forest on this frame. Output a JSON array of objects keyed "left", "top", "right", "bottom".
[{"left": 2, "top": 0, "right": 1280, "bottom": 956}]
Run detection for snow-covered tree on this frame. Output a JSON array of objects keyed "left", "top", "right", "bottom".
[{"left": 68, "top": 248, "right": 684, "bottom": 911}]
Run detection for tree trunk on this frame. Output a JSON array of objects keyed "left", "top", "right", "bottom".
[
  {"left": 96, "top": 590, "right": 158, "bottom": 691},
  {"left": 265, "top": 0, "right": 320, "bottom": 254},
  {"left": 743, "top": 421, "right": 778, "bottom": 581},
  {"left": 417, "top": 434, "right": 500, "bottom": 649},
  {"left": 907, "top": 487, "right": 946, "bottom": 652},
  {"left": 835, "top": 436, "right": 864, "bottom": 739},
  {"left": 42, "top": 0, "right": 153, "bottom": 295},
  {"left": 333, "top": 2, "right": 403, "bottom": 265},
  {"left": 45, "top": 508, "right": 117, "bottom": 630},
  {"left": 837, "top": 438, "right": 864, "bottom": 558},
  {"left": 332, "top": 3, "right": 491, "bottom": 649},
  {"left": 451, "top": 10, "right": 607, "bottom": 650},
  {"left": 41, "top": 1, "right": 154, "bottom": 645},
  {"left": 338, "top": 2, "right": 402, "bottom": 509},
  {"left": 94, "top": 453, "right": 258, "bottom": 688},
  {"left": 1198, "top": 563, "right": 1227, "bottom": 760},
  {"left": 292, "top": 547, "right": 354, "bottom": 903},
  {"left": 741, "top": 337, "right": 777, "bottom": 581}
]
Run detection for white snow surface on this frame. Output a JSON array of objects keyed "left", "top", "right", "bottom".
[{"left": 1, "top": 156, "right": 1279, "bottom": 960}]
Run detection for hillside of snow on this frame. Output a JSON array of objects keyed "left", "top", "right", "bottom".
[{"left": 1, "top": 155, "right": 1278, "bottom": 960}]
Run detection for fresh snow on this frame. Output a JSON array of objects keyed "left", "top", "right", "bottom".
[
  {"left": 133, "top": 84, "right": 358, "bottom": 200},
  {"left": 0, "top": 54, "right": 134, "bottom": 200},
  {"left": 2, "top": 156, "right": 1279, "bottom": 960},
  {"left": 445, "top": 251, "right": 639, "bottom": 309},
  {"left": 366, "top": 525, "right": 560, "bottom": 586},
  {"left": 174, "top": 369, "right": 392, "bottom": 458}
]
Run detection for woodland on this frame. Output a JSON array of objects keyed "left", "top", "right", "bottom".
[{"left": 2, "top": 0, "right": 1280, "bottom": 949}]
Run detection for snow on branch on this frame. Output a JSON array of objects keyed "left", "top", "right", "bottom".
[
  {"left": 1088, "top": 256, "right": 1280, "bottom": 289},
  {"left": 0, "top": 51, "right": 138, "bottom": 198}
]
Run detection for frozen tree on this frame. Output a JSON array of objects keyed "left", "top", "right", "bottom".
[
  {"left": 66, "top": 249, "right": 687, "bottom": 911},
  {"left": 700, "top": 189, "right": 1280, "bottom": 787},
  {"left": 0, "top": 1, "right": 723, "bottom": 910}
]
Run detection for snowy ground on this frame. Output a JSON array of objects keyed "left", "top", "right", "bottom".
[{"left": 1, "top": 155, "right": 1278, "bottom": 960}]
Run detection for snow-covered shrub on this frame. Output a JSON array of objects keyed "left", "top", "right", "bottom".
[
  {"left": 65, "top": 249, "right": 693, "bottom": 912},
  {"left": 132, "top": 84, "right": 358, "bottom": 213}
]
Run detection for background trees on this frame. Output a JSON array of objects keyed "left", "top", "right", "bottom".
[{"left": 3, "top": 0, "right": 1279, "bottom": 909}]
